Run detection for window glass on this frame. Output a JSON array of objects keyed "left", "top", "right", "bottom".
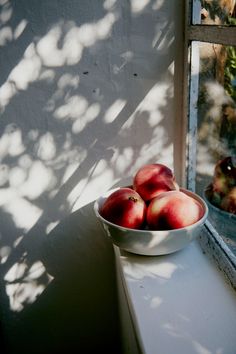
[
  {"left": 194, "top": 40, "right": 236, "bottom": 254},
  {"left": 192, "top": 0, "right": 236, "bottom": 25}
]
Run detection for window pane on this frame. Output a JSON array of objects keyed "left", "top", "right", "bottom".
[
  {"left": 194, "top": 41, "right": 236, "bottom": 254},
  {"left": 192, "top": 0, "right": 236, "bottom": 25}
]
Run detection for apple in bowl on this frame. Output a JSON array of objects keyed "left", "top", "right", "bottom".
[
  {"left": 99, "top": 187, "right": 146, "bottom": 229},
  {"left": 133, "top": 163, "right": 179, "bottom": 202},
  {"left": 146, "top": 190, "right": 205, "bottom": 230}
]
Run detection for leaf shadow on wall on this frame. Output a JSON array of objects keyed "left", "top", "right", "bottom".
[
  {"left": 0, "top": 0, "right": 181, "bottom": 353},
  {"left": 3, "top": 202, "right": 121, "bottom": 354}
]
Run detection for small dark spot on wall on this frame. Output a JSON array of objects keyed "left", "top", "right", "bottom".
[
  {"left": 83, "top": 71, "right": 89, "bottom": 75},
  {"left": 133, "top": 73, "right": 138, "bottom": 77}
]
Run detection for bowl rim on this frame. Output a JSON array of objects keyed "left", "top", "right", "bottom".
[
  {"left": 203, "top": 184, "right": 236, "bottom": 219},
  {"left": 94, "top": 186, "right": 209, "bottom": 233}
]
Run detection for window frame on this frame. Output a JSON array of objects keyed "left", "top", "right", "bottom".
[{"left": 185, "top": 0, "right": 236, "bottom": 290}]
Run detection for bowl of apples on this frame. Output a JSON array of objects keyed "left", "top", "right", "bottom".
[
  {"left": 94, "top": 163, "right": 208, "bottom": 256},
  {"left": 203, "top": 156, "right": 236, "bottom": 238}
]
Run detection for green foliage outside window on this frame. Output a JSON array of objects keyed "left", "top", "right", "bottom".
[{"left": 224, "top": 17, "right": 236, "bottom": 101}]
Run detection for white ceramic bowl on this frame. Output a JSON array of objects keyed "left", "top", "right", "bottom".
[
  {"left": 94, "top": 187, "right": 208, "bottom": 256},
  {"left": 203, "top": 185, "right": 236, "bottom": 239}
]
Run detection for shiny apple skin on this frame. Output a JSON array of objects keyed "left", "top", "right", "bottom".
[
  {"left": 220, "top": 186, "right": 236, "bottom": 214},
  {"left": 211, "top": 156, "right": 236, "bottom": 208},
  {"left": 133, "top": 163, "right": 179, "bottom": 202},
  {"left": 99, "top": 187, "right": 146, "bottom": 229},
  {"left": 147, "top": 190, "right": 204, "bottom": 230}
]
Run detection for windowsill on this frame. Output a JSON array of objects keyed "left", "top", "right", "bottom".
[{"left": 115, "top": 236, "right": 236, "bottom": 354}]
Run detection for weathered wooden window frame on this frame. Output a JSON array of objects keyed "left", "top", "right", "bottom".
[{"left": 185, "top": 0, "right": 236, "bottom": 290}]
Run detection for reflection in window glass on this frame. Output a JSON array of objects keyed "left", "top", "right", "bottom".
[
  {"left": 192, "top": 0, "right": 236, "bottom": 25},
  {"left": 195, "top": 41, "right": 236, "bottom": 254}
]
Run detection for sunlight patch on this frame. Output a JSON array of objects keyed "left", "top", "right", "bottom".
[
  {"left": 63, "top": 27, "right": 83, "bottom": 65},
  {"left": 103, "top": 0, "right": 117, "bottom": 10},
  {"left": 62, "top": 162, "right": 80, "bottom": 184},
  {"left": 148, "top": 110, "right": 163, "bottom": 127},
  {"left": 103, "top": 99, "right": 126, "bottom": 123},
  {"left": 37, "top": 26, "right": 65, "bottom": 67},
  {"left": 150, "top": 296, "right": 163, "bottom": 309},
  {"left": 69, "top": 160, "right": 114, "bottom": 211},
  {"left": 0, "top": 3, "right": 12, "bottom": 23},
  {"left": 152, "top": 0, "right": 165, "bottom": 11},
  {"left": 3, "top": 197, "right": 42, "bottom": 230},
  {"left": 0, "top": 246, "right": 11, "bottom": 264},
  {"left": 113, "top": 147, "right": 134, "bottom": 174},
  {"left": 54, "top": 95, "right": 88, "bottom": 121},
  {"left": 192, "top": 340, "right": 212, "bottom": 354},
  {"left": 0, "top": 164, "right": 9, "bottom": 186},
  {"left": 39, "top": 69, "right": 55, "bottom": 83},
  {"left": 36, "top": 132, "right": 57, "bottom": 161},
  {"left": 0, "top": 125, "right": 25, "bottom": 159},
  {"left": 9, "top": 166, "right": 27, "bottom": 187},
  {"left": 26, "top": 261, "right": 47, "bottom": 281},
  {"left": 0, "top": 26, "right": 12, "bottom": 45},
  {"left": 18, "top": 154, "right": 33, "bottom": 169},
  {"left": 46, "top": 221, "right": 60, "bottom": 234},
  {"left": 131, "top": 0, "right": 150, "bottom": 13},
  {"left": 96, "top": 12, "right": 116, "bottom": 39},
  {"left": 5, "top": 260, "right": 53, "bottom": 312},
  {"left": 0, "top": 82, "right": 17, "bottom": 110},
  {"left": 4, "top": 261, "right": 27, "bottom": 282},
  {"left": 9, "top": 43, "right": 41, "bottom": 90},
  {"left": 57, "top": 73, "right": 80, "bottom": 89},
  {"left": 86, "top": 103, "right": 101, "bottom": 121},
  {"left": 122, "top": 260, "right": 177, "bottom": 281},
  {"left": 14, "top": 19, "right": 28, "bottom": 39},
  {"left": 19, "top": 161, "right": 55, "bottom": 200},
  {"left": 0, "top": 0, "right": 9, "bottom": 5}
]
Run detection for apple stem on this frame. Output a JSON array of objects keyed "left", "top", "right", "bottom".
[{"left": 129, "top": 196, "right": 138, "bottom": 202}]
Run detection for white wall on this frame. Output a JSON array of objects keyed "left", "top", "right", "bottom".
[{"left": 0, "top": 0, "right": 184, "bottom": 352}]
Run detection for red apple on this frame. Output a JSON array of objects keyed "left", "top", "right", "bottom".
[
  {"left": 220, "top": 187, "right": 236, "bottom": 214},
  {"left": 146, "top": 190, "right": 204, "bottom": 230},
  {"left": 133, "top": 163, "right": 179, "bottom": 201},
  {"left": 207, "top": 156, "right": 236, "bottom": 213},
  {"left": 212, "top": 156, "right": 236, "bottom": 202},
  {"left": 100, "top": 187, "right": 146, "bottom": 229}
]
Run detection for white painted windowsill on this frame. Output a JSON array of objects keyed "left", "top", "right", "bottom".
[{"left": 115, "top": 236, "right": 236, "bottom": 354}]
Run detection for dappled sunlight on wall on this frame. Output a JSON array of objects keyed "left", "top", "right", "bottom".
[
  {"left": 4, "top": 260, "right": 53, "bottom": 312},
  {"left": 0, "top": 9, "right": 116, "bottom": 109},
  {"left": 0, "top": 4, "right": 182, "bottom": 343}
]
